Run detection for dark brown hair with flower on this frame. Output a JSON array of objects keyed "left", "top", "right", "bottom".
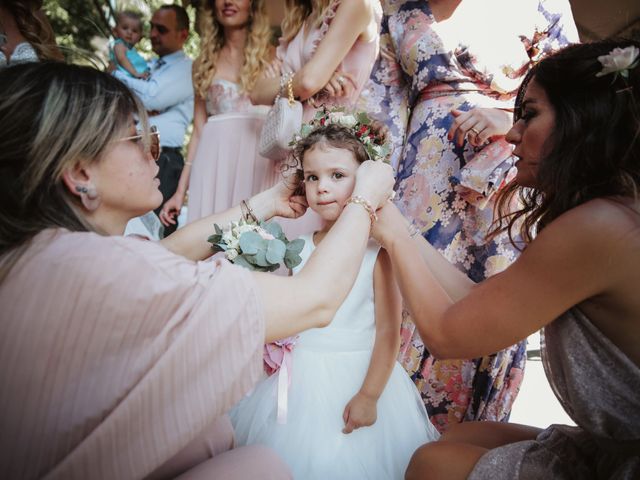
[{"left": 490, "top": 39, "right": 640, "bottom": 249}]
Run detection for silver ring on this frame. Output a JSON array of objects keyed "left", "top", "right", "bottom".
[
  {"left": 337, "top": 76, "right": 345, "bottom": 85},
  {"left": 469, "top": 127, "right": 479, "bottom": 135}
]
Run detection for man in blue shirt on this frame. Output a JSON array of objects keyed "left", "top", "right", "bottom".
[{"left": 114, "top": 4, "right": 193, "bottom": 236}]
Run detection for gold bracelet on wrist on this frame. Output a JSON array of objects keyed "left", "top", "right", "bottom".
[
  {"left": 346, "top": 195, "right": 377, "bottom": 224},
  {"left": 241, "top": 199, "right": 258, "bottom": 223}
]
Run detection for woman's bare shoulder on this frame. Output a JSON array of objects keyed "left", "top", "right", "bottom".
[{"left": 551, "top": 197, "right": 640, "bottom": 242}]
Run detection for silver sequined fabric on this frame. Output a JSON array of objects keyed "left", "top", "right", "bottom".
[
  {"left": 0, "top": 42, "right": 39, "bottom": 68},
  {"left": 469, "top": 308, "right": 640, "bottom": 479}
]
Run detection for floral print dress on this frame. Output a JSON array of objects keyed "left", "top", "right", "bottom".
[{"left": 359, "top": 0, "right": 579, "bottom": 432}]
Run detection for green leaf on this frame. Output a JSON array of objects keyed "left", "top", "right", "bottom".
[
  {"left": 266, "top": 239, "right": 286, "bottom": 264},
  {"left": 239, "top": 231, "right": 265, "bottom": 255},
  {"left": 253, "top": 250, "right": 269, "bottom": 267},
  {"left": 209, "top": 244, "right": 224, "bottom": 254},
  {"left": 232, "top": 255, "right": 255, "bottom": 270},
  {"left": 286, "top": 238, "right": 305, "bottom": 255},
  {"left": 214, "top": 223, "right": 223, "bottom": 235},
  {"left": 356, "top": 111, "right": 369, "bottom": 124},
  {"left": 284, "top": 252, "right": 302, "bottom": 269},
  {"left": 263, "top": 221, "right": 284, "bottom": 239}
]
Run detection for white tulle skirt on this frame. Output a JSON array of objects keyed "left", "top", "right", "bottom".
[{"left": 230, "top": 342, "right": 440, "bottom": 479}]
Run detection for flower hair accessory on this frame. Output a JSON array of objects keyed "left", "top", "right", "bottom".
[
  {"left": 596, "top": 45, "right": 639, "bottom": 80},
  {"left": 291, "top": 107, "right": 392, "bottom": 163}
]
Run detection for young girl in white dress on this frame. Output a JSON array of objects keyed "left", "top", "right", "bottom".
[{"left": 231, "top": 111, "right": 440, "bottom": 479}]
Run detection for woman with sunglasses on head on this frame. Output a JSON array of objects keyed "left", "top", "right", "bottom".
[
  {"left": 370, "top": 40, "right": 640, "bottom": 479},
  {"left": 0, "top": 62, "right": 393, "bottom": 480}
]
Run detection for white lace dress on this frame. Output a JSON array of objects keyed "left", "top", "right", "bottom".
[
  {"left": 231, "top": 235, "right": 440, "bottom": 479},
  {"left": 0, "top": 42, "right": 39, "bottom": 68}
]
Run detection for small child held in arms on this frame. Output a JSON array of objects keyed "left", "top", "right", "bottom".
[
  {"left": 231, "top": 110, "right": 440, "bottom": 479},
  {"left": 109, "top": 11, "right": 149, "bottom": 79}
]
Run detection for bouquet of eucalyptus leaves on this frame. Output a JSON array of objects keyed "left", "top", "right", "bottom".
[{"left": 208, "top": 219, "right": 305, "bottom": 272}]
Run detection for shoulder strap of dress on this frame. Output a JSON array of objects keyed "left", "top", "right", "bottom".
[{"left": 310, "top": 0, "right": 341, "bottom": 56}]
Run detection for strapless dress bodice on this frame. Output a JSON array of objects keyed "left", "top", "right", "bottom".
[{"left": 205, "top": 79, "right": 265, "bottom": 117}]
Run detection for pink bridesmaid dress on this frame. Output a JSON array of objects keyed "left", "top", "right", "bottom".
[{"left": 187, "top": 79, "right": 273, "bottom": 222}]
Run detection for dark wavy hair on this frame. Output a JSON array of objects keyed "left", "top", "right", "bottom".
[
  {"left": 491, "top": 39, "right": 640, "bottom": 247},
  {"left": 293, "top": 123, "right": 370, "bottom": 167},
  {"left": 284, "top": 123, "right": 371, "bottom": 195}
]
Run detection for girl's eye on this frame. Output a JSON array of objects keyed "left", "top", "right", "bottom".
[
  {"left": 332, "top": 172, "right": 344, "bottom": 179},
  {"left": 305, "top": 174, "right": 318, "bottom": 182}
]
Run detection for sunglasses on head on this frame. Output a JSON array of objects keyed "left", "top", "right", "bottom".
[{"left": 119, "top": 125, "right": 161, "bottom": 161}]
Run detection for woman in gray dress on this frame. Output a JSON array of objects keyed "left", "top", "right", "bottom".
[{"left": 372, "top": 39, "right": 640, "bottom": 479}]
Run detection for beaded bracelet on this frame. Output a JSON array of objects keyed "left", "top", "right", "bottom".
[
  {"left": 346, "top": 195, "right": 377, "bottom": 224},
  {"left": 240, "top": 199, "right": 258, "bottom": 223}
]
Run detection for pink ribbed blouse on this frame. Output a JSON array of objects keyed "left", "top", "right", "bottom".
[{"left": 0, "top": 229, "right": 265, "bottom": 480}]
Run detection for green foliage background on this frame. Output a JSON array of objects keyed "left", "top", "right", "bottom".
[{"left": 43, "top": 0, "right": 201, "bottom": 67}]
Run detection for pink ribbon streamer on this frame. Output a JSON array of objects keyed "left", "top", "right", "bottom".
[
  {"left": 263, "top": 337, "right": 297, "bottom": 424},
  {"left": 276, "top": 348, "right": 293, "bottom": 424}
]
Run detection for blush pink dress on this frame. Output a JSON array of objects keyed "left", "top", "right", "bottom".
[
  {"left": 0, "top": 229, "right": 290, "bottom": 479},
  {"left": 187, "top": 79, "right": 273, "bottom": 222},
  {"left": 272, "top": 0, "right": 382, "bottom": 239}
]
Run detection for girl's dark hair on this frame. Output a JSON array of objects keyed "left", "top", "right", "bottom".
[
  {"left": 292, "top": 123, "right": 370, "bottom": 167},
  {"left": 492, "top": 39, "right": 640, "bottom": 247},
  {"left": 286, "top": 123, "right": 370, "bottom": 194}
]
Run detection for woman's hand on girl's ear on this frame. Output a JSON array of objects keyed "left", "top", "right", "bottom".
[
  {"left": 270, "top": 179, "right": 309, "bottom": 219},
  {"left": 352, "top": 160, "right": 395, "bottom": 209}
]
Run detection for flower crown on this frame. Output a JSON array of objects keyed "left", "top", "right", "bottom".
[
  {"left": 290, "top": 107, "right": 391, "bottom": 163},
  {"left": 596, "top": 45, "right": 639, "bottom": 81}
]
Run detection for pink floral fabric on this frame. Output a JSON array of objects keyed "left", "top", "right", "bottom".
[{"left": 361, "top": 0, "right": 579, "bottom": 432}]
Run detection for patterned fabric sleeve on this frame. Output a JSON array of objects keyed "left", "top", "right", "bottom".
[
  {"left": 528, "top": 0, "right": 580, "bottom": 61},
  {"left": 357, "top": 13, "right": 409, "bottom": 170}
]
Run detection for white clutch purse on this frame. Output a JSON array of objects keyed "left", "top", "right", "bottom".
[{"left": 259, "top": 74, "right": 303, "bottom": 160}]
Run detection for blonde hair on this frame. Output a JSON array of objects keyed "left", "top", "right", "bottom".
[
  {"left": 0, "top": 62, "right": 149, "bottom": 281},
  {"left": 281, "top": 0, "right": 332, "bottom": 42},
  {"left": 193, "top": 0, "right": 272, "bottom": 98}
]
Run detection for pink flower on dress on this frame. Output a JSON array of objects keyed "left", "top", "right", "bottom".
[{"left": 263, "top": 336, "right": 297, "bottom": 375}]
